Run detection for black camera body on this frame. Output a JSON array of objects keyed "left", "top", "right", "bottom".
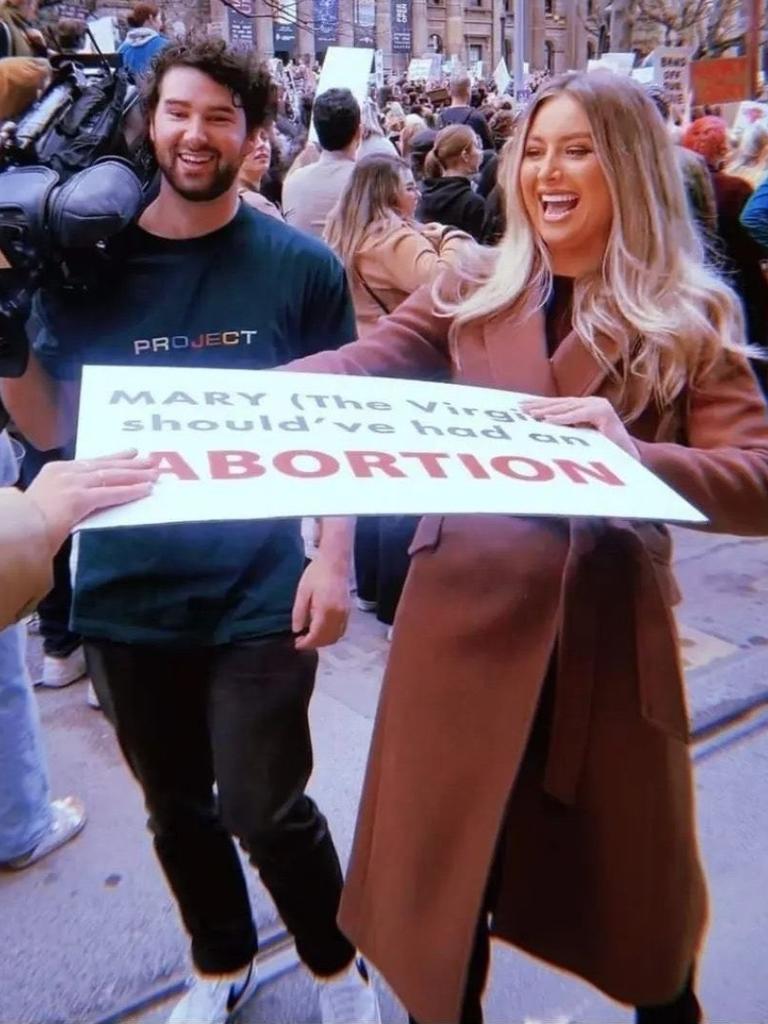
[{"left": 0, "top": 59, "right": 153, "bottom": 377}]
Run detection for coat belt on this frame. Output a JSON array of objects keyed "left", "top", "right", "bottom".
[{"left": 542, "top": 519, "right": 690, "bottom": 806}]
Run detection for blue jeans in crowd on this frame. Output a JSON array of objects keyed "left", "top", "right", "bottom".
[{"left": 0, "top": 430, "right": 52, "bottom": 860}]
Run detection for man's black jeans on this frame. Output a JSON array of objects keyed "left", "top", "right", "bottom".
[{"left": 86, "top": 633, "right": 355, "bottom": 977}]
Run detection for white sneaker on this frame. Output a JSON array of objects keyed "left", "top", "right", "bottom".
[
  {"left": 166, "top": 961, "right": 259, "bottom": 1024},
  {"left": 39, "top": 646, "right": 87, "bottom": 688},
  {"left": 319, "top": 958, "right": 381, "bottom": 1024},
  {"left": 86, "top": 681, "right": 101, "bottom": 709},
  {"left": 355, "top": 597, "right": 378, "bottom": 613},
  {"left": 1, "top": 796, "right": 87, "bottom": 870}
]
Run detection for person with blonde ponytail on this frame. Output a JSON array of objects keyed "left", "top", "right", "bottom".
[
  {"left": 285, "top": 71, "right": 768, "bottom": 1024},
  {"left": 416, "top": 124, "right": 487, "bottom": 240}
]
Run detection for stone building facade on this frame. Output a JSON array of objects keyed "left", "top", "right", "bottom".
[
  {"left": 95, "top": 0, "right": 594, "bottom": 74},
  {"left": 258, "top": 0, "right": 593, "bottom": 73}
]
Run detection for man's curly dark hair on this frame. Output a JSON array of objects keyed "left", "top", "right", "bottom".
[{"left": 143, "top": 38, "right": 277, "bottom": 133}]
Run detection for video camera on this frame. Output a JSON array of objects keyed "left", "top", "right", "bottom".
[{"left": 0, "top": 54, "right": 155, "bottom": 377}]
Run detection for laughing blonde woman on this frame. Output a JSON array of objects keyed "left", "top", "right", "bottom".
[{"left": 287, "top": 71, "right": 768, "bottom": 1024}]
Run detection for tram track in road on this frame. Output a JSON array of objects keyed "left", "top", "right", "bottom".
[
  {"left": 97, "top": 692, "right": 768, "bottom": 1024},
  {"left": 692, "top": 699, "right": 768, "bottom": 764},
  {"left": 90, "top": 923, "right": 299, "bottom": 1024}
]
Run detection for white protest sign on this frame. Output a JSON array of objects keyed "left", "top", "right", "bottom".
[
  {"left": 407, "top": 57, "right": 432, "bottom": 81},
  {"left": 631, "top": 66, "right": 655, "bottom": 85},
  {"left": 651, "top": 46, "right": 693, "bottom": 107},
  {"left": 75, "top": 366, "right": 706, "bottom": 530},
  {"left": 374, "top": 49, "right": 384, "bottom": 89},
  {"left": 494, "top": 57, "right": 511, "bottom": 93},
  {"left": 733, "top": 100, "right": 768, "bottom": 134},
  {"left": 310, "top": 46, "right": 373, "bottom": 142},
  {"left": 87, "top": 15, "right": 118, "bottom": 53},
  {"left": 600, "top": 51, "right": 635, "bottom": 75}
]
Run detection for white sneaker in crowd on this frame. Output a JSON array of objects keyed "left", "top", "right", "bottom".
[
  {"left": 319, "top": 957, "right": 382, "bottom": 1024},
  {"left": 86, "top": 681, "right": 101, "bottom": 710},
  {"left": 39, "top": 646, "right": 87, "bottom": 688},
  {"left": 166, "top": 961, "right": 259, "bottom": 1024},
  {"left": 0, "top": 796, "right": 87, "bottom": 870},
  {"left": 355, "top": 597, "right": 378, "bottom": 613}
]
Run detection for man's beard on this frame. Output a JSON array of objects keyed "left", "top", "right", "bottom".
[{"left": 157, "top": 150, "right": 240, "bottom": 203}]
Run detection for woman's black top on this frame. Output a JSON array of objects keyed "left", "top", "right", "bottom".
[{"left": 416, "top": 176, "right": 486, "bottom": 242}]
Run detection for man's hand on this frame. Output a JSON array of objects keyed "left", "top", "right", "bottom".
[{"left": 292, "top": 517, "right": 353, "bottom": 650}]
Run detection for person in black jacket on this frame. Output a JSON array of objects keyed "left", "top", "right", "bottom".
[{"left": 416, "top": 124, "right": 486, "bottom": 241}]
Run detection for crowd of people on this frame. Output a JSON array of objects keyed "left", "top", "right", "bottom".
[{"left": 1, "top": 8, "right": 768, "bottom": 1024}]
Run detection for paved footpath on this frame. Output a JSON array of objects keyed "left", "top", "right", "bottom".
[{"left": 1, "top": 526, "right": 768, "bottom": 1024}]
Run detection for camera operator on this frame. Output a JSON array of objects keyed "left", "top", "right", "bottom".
[{"left": 0, "top": 38, "right": 379, "bottom": 1024}]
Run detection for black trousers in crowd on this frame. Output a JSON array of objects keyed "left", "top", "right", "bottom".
[
  {"left": 86, "top": 634, "right": 355, "bottom": 977},
  {"left": 355, "top": 515, "right": 418, "bottom": 625}
]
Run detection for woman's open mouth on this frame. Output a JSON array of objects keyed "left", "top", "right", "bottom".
[{"left": 540, "top": 192, "right": 579, "bottom": 222}]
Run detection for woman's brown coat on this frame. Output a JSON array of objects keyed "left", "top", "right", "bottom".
[{"left": 291, "top": 285, "right": 768, "bottom": 1024}]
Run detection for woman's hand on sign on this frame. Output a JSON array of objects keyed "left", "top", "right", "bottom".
[
  {"left": 292, "top": 552, "right": 351, "bottom": 650},
  {"left": 520, "top": 396, "right": 640, "bottom": 461},
  {"left": 27, "top": 449, "right": 159, "bottom": 553}
]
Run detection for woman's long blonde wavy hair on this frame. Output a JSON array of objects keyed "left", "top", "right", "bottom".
[
  {"left": 324, "top": 154, "right": 409, "bottom": 270},
  {"left": 435, "top": 71, "right": 750, "bottom": 421}
]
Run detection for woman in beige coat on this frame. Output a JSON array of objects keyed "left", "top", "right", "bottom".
[
  {"left": 288, "top": 72, "right": 768, "bottom": 1024},
  {"left": 324, "top": 153, "right": 473, "bottom": 338}
]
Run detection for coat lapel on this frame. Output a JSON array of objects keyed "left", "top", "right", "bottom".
[
  {"left": 480, "top": 308, "right": 557, "bottom": 396},
  {"left": 468, "top": 304, "right": 625, "bottom": 399},
  {"left": 551, "top": 326, "right": 623, "bottom": 398}
]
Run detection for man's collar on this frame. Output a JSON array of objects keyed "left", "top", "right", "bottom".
[{"left": 318, "top": 149, "right": 355, "bottom": 164}]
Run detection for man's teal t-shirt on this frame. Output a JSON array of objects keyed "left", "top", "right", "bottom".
[{"left": 33, "top": 205, "right": 356, "bottom": 646}]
